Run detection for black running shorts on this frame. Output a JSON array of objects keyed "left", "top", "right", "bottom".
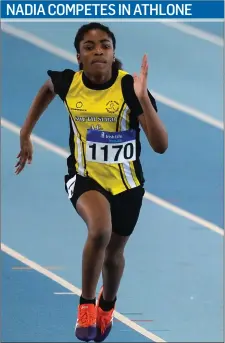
[{"left": 64, "top": 173, "right": 145, "bottom": 236}]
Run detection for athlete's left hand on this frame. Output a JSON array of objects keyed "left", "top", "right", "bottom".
[{"left": 133, "top": 54, "right": 148, "bottom": 100}]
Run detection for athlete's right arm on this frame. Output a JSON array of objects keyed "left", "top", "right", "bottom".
[{"left": 15, "top": 79, "right": 56, "bottom": 175}]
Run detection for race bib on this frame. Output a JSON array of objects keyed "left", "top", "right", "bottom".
[{"left": 86, "top": 130, "right": 136, "bottom": 164}]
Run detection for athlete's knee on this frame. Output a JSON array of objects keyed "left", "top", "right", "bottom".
[{"left": 88, "top": 218, "right": 112, "bottom": 249}]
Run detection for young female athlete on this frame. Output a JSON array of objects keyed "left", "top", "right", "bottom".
[{"left": 15, "top": 22, "right": 168, "bottom": 342}]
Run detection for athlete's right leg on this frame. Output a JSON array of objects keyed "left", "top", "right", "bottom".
[
  {"left": 74, "top": 190, "right": 112, "bottom": 342},
  {"left": 76, "top": 190, "right": 112, "bottom": 300},
  {"left": 65, "top": 174, "right": 112, "bottom": 341}
]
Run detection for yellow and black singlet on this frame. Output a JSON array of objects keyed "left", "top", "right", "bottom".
[{"left": 47, "top": 68, "right": 157, "bottom": 195}]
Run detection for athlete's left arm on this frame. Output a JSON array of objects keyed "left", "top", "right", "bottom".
[
  {"left": 138, "top": 98, "right": 168, "bottom": 154},
  {"left": 134, "top": 55, "right": 168, "bottom": 154}
]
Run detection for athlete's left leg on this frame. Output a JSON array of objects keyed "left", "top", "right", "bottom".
[
  {"left": 94, "top": 186, "right": 145, "bottom": 342},
  {"left": 102, "top": 186, "right": 145, "bottom": 302},
  {"left": 94, "top": 233, "right": 129, "bottom": 342},
  {"left": 102, "top": 232, "right": 129, "bottom": 302}
]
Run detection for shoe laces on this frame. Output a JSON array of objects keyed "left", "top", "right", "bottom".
[
  {"left": 78, "top": 304, "right": 96, "bottom": 327},
  {"left": 98, "top": 308, "right": 114, "bottom": 334}
]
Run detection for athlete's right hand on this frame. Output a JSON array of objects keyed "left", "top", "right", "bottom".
[{"left": 15, "top": 134, "right": 33, "bottom": 175}]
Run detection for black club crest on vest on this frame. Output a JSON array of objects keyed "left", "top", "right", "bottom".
[{"left": 106, "top": 101, "right": 119, "bottom": 114}]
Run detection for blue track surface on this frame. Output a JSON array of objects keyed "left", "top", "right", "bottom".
[{"left": 2, "top": 21, "right": 224, "bottom": 342}]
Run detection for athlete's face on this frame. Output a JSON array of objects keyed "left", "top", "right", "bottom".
[{"left": 77, "top": 29, "right": 114, "bottom": 77}]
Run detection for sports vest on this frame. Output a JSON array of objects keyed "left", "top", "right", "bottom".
[{"left": 64, "top": 69, "right": 142, "bottom": 195}]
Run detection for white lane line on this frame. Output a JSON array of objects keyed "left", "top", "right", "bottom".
[
  {"left": 2, "top": 243, "right": 166, "bottom": 343},
  {"left": 144, "top": 192, "right": 224, "bottom": 236},
  {"left": 152, "top": 91, "right": 224, "bottom": 130},
  {"left": 54, "top": 292, "right": 76, "bottom": 295},
  {"left": 161, "top": 22, "right": 224, "bottom": 47},
  {"left": 1, "top": 23, "right": 223, "bottom": 131},
  {"left": 1, "top": 23, "right": 76, "bottom": 63},
  {"left": 1, "top": 117, "right": 224, "bottom": 236}
]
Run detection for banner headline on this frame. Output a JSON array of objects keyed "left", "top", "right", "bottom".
[{"left": 1, "top": 1, "right": 224, "bottom": 20}]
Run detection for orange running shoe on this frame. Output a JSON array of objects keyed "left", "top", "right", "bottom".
[
  {"left": 95, "top": 287, "right": 115, "bottom": 342},
  {"left": 75, "top": 303, "right": 97, "bottom": 342}
]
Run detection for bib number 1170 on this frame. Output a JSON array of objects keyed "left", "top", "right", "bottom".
[{"left": 86, "top": 142, "right": 136, "bottom": 163}]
